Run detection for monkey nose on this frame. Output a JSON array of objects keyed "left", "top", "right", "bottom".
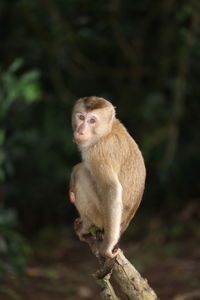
[{"left": 78, "top": 130, "right": 84, "bottom": 135}]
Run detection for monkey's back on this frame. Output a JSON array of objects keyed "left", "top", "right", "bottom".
[
  {"left": 85, "top": 118, "right": 146, "bottom": 232},
  {"left": 111, "top": 119, "right": 146, "bottom": 232}
]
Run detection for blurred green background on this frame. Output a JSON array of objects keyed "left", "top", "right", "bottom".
[{"left": 0, "top": 1, "right": 200, "bottom": 299}]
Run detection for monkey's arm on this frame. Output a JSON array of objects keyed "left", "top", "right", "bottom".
[
  {"left": 91, "top": 161, "right": 123, "bottom": 258},
  {"left": 69, "top": 168, "right": 76, "bottom": 204},
  {"left": 69, "top": 163, "right": 83, "bottom": 205}
]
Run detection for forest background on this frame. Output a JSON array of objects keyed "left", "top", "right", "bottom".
[{"left": 0, "top": 1, "right": 200, "bottom": 299}]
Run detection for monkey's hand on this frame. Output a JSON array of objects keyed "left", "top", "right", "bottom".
[{"left": 69, "top": 184, "right": 76, "bottom": 204}]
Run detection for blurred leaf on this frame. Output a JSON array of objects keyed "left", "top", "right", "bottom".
[
  {"left": 21, "top": 70, "right": 40, "bottom": 83},
  {"left": 0, "top": 206, "right": 17, "bottom": 226},
  {"left": 7, "top": 58, "right": 24, "bottom": 73},
  {"left": 0, "top": 58, "right": 41, "bottom": 110},
  {"left": 23, "top": 83, "right": 41, "bottom": 102}
]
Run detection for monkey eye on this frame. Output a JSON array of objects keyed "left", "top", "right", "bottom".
[
  {"left": 87, "top": 115, "right": 97, "bottom": 124},
  {"left": 78, "top": 114, "right": 85, "bottom": 121},
  {"left": 89, "top": 118, "right": 96, "bottom": 124}
]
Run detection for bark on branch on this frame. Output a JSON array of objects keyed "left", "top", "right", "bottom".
[{"left": 74, "top": 221, "right": 157, "bottom": 300}]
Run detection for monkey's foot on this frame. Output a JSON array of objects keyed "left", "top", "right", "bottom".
[
  {"left": 112, "top": 247, "right": 121, "bottom": 257},
  {"left": 103, "top": 247, "right": 121, "bottom": 259},
  {"left": 99, "top": 243, "right": 121, "bottom": 258}
]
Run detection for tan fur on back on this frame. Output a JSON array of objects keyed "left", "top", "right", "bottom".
[{"left": 83, "top": 118, "right": 146, "bottom": 232}]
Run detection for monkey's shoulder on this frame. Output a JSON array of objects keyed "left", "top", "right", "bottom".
[
  {"left": 110, "top": 119, "right": 139, "bottom": 148},
  {"left": 95, "top": 120, "right": 140, "bottom": 158}
]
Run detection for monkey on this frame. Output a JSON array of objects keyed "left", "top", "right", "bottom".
[{"left": 69, "top": 96, "right": 146, "bottom": 258}]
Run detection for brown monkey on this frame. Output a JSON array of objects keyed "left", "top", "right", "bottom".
[{"left": 70, "top": 96, "right": 146, "bottom": 258}]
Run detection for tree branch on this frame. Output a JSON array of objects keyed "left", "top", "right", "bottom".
[{"left": 74, "top": 221, "right": 157, "bottom": 300}]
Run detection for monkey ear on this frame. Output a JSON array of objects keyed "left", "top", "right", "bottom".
[{"left": 109, "top": 105, "right": 116, "bottom": 122}]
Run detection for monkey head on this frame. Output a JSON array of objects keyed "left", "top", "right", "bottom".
[{"left": 72, "top": 96, "right": 115, "bottom": 148}]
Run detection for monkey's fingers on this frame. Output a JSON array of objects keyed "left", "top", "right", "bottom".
[
  {"left": 69, "top": 185, "right": 76, "bottom": 204},
  {"left": 103, "top": 247, "right": 121, "bottom": 258},
  {"left": 112, "top": 247, "right": 120, "bottom": 256}
]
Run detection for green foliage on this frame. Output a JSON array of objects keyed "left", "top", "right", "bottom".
[
  {"left": 0, "top": 58, "right": 76, "bottom": 230},
  {"left": 0, "top": 58, "right": 41, "bottom": 180},
  {"left": 0, "top": 0, "right": 199, "bottom": 232},
  {"left": 0, "top": 58, "right": 41, "bottom": 117},
  {"left": 0, "top": 205, "right": 30, "bottom": 273}
]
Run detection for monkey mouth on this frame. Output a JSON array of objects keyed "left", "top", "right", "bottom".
[{"left": 74, "top": 136, "right": 90, "bottom": 145}]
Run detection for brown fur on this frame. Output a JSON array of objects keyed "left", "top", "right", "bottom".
[
  {"left": 83, "top": 96, "right": 110, "bottom": 111},
  {"left": 86, "top": 118, "right": 146, "bottom": 232},
  {"left": 70, "top": 97, "right": 146, "bottom": 258}
]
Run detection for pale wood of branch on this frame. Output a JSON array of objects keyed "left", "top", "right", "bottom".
[{"left": 74, "top": 221, "right": 157, "bottom": 300}]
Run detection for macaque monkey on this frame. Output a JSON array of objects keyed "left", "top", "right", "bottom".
[{"left": 69, "top": 96, "right": 146, "bottom": 258}]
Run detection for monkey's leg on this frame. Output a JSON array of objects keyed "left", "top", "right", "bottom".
[{"left": 72, "top": 164, "right": 103, "bottom": 239}]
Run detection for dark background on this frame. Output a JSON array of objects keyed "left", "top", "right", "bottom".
[{"left": 0, "top": 1, "right": 200, "bottom": 299}]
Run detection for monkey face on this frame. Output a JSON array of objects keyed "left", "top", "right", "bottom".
[
  {"left": 72, "top": 97, "right": 116, "bottom": 148},
  {"left": 73, "top": 112, "right": 99, "bottom": 146}
]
